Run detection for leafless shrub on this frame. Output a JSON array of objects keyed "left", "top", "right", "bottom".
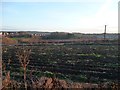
[
  {"left": 16, "top": 46, "right": 31, "bottom": 89},
  {"left": 2, "top": 59, "right": 11, "bottom": 89},
  {"left": 2, "top": 71, "right": 11, "bottom": 88}
]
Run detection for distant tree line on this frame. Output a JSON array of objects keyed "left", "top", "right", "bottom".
[{"left": 42, "top": 32, "right": 75, "bottom": 39}]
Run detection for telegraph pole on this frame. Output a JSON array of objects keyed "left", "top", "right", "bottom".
[{"left": 104, "top": 25, "right": 107, "bottom": 40}]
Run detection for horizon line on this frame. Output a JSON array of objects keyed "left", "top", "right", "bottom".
[{"left": 0, "top": 30, "right": 119, "bottom": 34}]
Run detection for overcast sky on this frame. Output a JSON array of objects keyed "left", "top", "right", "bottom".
[{"left": 1, "top": 0, "right": 119, "bottom": 33}]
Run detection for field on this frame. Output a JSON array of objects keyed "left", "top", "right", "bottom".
[{"left": 2, "top": 43, "right": 119, "bottom": 86}]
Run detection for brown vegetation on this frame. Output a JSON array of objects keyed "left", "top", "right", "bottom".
[
  {"left": 2, "top": 76, "right": 119, "bottom": 89},
  {"left": 2, "top": 36, "right": 18, "bottom": 45},
  {"left": 2, "top": 71, "right": 11, "bottom": 88},
  {"left": 2, "top": 60, "right": 11, "bottom": 89},
  {"left": 16, "top": 47, "right": 31, "bottom": 89},
  {"left": 18, "top": 36, "right": 40, "bottom": 43}
]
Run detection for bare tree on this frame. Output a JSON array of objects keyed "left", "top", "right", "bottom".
[{"left": 16, "top": 47, "right": 31, "bottom": 89}]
